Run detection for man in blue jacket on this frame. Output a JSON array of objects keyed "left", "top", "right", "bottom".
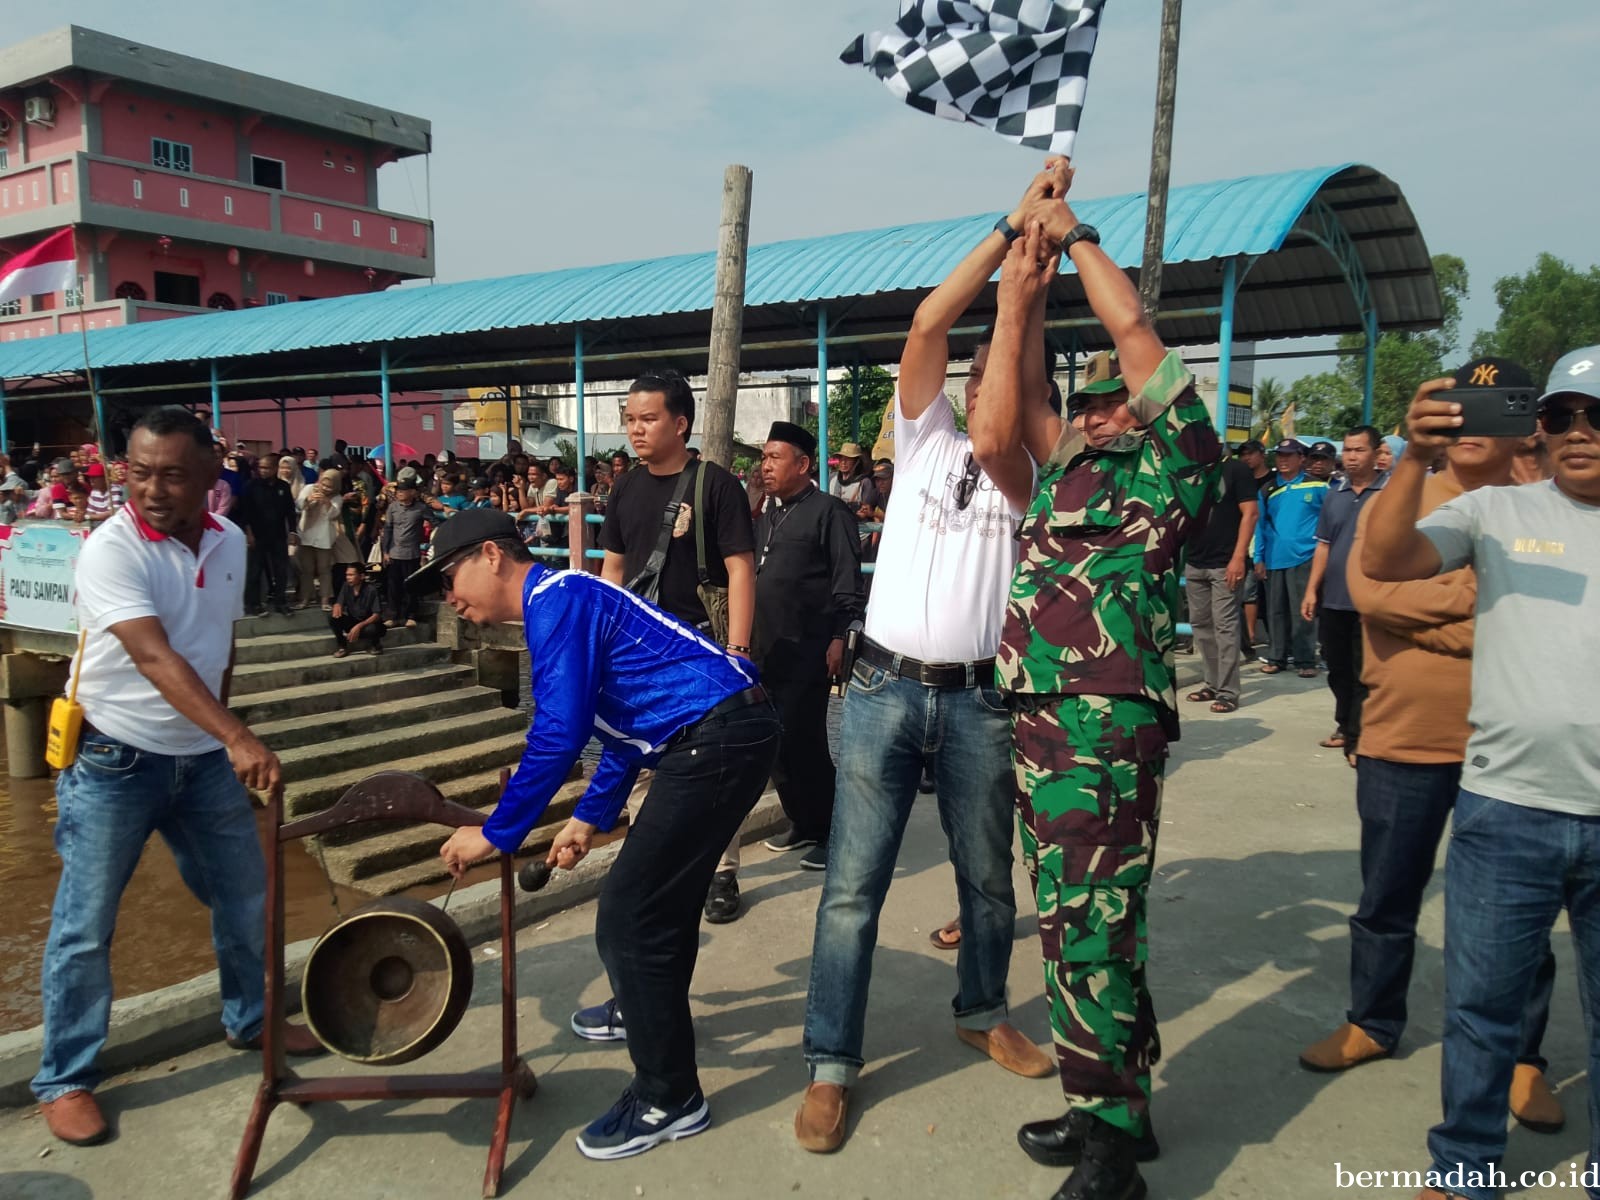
[
  {"left": 1254, "top": 438, "right": 1328, "bottom": 676},
  {"left": 428, "top": 509, "right": 779, "bottom": 1162}
]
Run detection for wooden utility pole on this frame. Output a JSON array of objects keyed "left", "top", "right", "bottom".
[
  {"left": 701, "top": 165, "right": 752, "bottom": 468},
  {"left": 1137, "top": 0, "right": 1183, "bottom": 320}
]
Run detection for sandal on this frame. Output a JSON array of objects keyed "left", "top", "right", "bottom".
[
  {"left": 1318, "top": 733, "right": 1346, "bottom": 748},
  {"left": 1297, "top": 667, "right": 1319, "bottom": 678},
  {"left": 332, "top": 648, "right": 348, "bottom": 659},
  {"left": 1209, "top": 698, "right": 1238, "bottom": 713},
  {"left": 1259, "top": 664, "right": 1284, "bottom": 675},
  {"left": 928, "top": 918, "right": 961, "bottom": 951},
  {"left": 1185, "top": 688, "right": 1217, "bottom": 703}
]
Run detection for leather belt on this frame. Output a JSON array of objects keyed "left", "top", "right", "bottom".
[
  {"left": 858, "top": 637, "right": 995, "bottom": 689},
  {"left": 697, "top": 684, "right": 769, "bottom": 724}
]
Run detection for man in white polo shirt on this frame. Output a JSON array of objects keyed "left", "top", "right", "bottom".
[
  {"left": 32, "top": 406, "right": 321, "bottom": 1149},
  {"left": 795, "top": 168, "right": 1066, "bottom": 1152}
]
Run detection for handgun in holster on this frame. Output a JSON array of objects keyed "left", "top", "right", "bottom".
[{"left": 834, "top": 621, "right": 865, "bottom": 698}]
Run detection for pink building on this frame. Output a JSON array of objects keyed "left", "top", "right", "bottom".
[{"left": 0, "top": 26, "right": 442, "bottom": 452}]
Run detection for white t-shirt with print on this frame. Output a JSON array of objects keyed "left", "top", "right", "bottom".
[{"left": 862, "top": 383, "right": 1030, "bottom": 663}]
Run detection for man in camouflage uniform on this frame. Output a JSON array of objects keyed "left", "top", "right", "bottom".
[{"left": 969, "top": 171, "right": 1222, "bottom": 1200}]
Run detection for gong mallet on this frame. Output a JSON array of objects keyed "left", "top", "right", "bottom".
[{"left": 518, "top": 860, "right": 555, "bottom": 893}]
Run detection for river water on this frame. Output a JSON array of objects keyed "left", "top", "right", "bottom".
[{"left": 0, "top": 754, "right": 488, "bottom": 1036}]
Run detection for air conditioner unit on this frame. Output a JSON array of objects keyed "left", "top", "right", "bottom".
[{"left": 24, "top": 97, "right": 55, "bottom": 126}]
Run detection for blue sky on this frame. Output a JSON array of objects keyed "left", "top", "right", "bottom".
[{"left": 15, "top": 1, "right": 1599, "bottom": 384}]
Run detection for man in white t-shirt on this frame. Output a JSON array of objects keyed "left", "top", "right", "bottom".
[
  {"left": 1363, "top": 348, "right": 1600, "bottom": 1200},
  {"left": 31, "top": 407, "right": 324, "bottom": 1149},
  {"left": 796, "top": 168, "right": 1068, "bottom": 1153}
]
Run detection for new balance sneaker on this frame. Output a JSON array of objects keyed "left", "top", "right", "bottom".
[
  {"left": 799, "top": 843, "right": 828, "bottom": 872},
  {"left": 570, "top": 997, "right": 626, "bottom": 1042},
  {"left": 576, "top": 1087, "right": 711, "bottom": 1161}
]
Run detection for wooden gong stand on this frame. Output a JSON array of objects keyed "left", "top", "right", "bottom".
[{"left": 230, "top": 770, "right": 537, "bottom": 1199}]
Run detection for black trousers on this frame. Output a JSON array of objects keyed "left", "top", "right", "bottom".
[
  {"left": 384, "top": 557, "right": 418, "bottom": 623},
  {"left": 594, "top": 698, "right": 780, "bottom": 1104},
  {"left": 1320, "top": 608, "right": 1366, "bottom": 745},
  {"left": 245, "top": 541, "right": 289, "bottom": 610},
  {"left": 767, "top": 670, "right": 836, "bottom": 842},
  {"left": 330, "top": 612, "right": 384, "bottom": 651}
]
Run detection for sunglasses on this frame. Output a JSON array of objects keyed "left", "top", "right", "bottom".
[
  {"left": 436, "top": 546, "right": 477, "bottom": 588},
  {"left": 1538, "top": 401, "right": 1600, "bottom": 436},
  {"left": 954, "top": 453, "right": 981, "bottom": 510}
]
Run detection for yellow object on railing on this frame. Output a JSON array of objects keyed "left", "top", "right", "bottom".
[{"left": 44, "top": 629, "right": 88, "bottom": 771}]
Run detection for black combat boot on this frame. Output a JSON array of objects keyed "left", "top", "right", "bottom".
[
  {"left": 1018, "top": 1108, "right": 1160, "bottom": 1168},
  {"left": 1049, "top": 1115, "right": 1145, "bottom": 1200}
]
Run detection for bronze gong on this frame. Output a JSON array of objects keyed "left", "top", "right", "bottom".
[{"left": 301, "top": 895, "right": 473, "bottom": 1065}]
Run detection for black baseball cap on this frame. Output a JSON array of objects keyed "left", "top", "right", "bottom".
[
  {"left": 1308, "top": 440, "right": 1337, "bottom": 460},
  {"left": 407, "top": 508, "right": 520, "bottom": 593},
  {"left": 1236, "top": 439, "right": 1264, "bottom": 456},
  {"left": 1273, "top": 438, "right": 1308, "bottom": 456},
  {"left": 1453, "top": 356, "right": 1534, "bottom": 390}
]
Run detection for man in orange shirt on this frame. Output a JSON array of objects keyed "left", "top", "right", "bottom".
[{"left": 1298, "top": 358, "right": 1561, "bottom": 1134}]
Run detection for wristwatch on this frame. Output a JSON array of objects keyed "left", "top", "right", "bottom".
[
  {"left": 992, "top": 216, "right": 1023, "bottom": 243},
  {"left": 1060, "top": 222, "right": 1101, "bottom": 252}
]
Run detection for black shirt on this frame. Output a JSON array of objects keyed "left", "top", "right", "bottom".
[
  {"left": 753, "top": 486, "right": 865, "bottom": 678},
  {"left": 234, "top": 477, "right": 296, "bottom": 544},
  {"left": 600, "top": 459, "right": 755, "bottom": 626},
  {"left": 1188, "top": 459, "right": 1260, "bottom": 569},
  {"left": 334, "top": 580, "right": 381, "bottom": 623}
]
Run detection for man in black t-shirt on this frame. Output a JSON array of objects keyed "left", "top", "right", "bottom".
[
  {"left": 599, "top": 369, "right": 757, "bottom": 924},
  {"left": 1183, "top": 454, "right": 1259, "bottom": 712},
  {"left": 1236, "top": 440, "right": 1275, "bottom": 652}
]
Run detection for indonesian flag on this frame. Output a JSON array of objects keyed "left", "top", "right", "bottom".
[{"left": 0, "top": 229, "right": 77, "bottom": 306}]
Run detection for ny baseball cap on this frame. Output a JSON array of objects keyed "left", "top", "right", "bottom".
[
  {"left": 1453, "top": 356, "right": 1534, "bottom": 390},
  {"left": 407, "top": 508, "right": 520, "bottom": 593},
  {"left": 1538, "top": 345, "right": 1600, "bottom": 407},
  {"left": 1274, "top": 438, "right": 1308, "bottom": 456}
]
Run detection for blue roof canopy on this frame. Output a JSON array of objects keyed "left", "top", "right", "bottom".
[{"left": 0, "top": 162, "right": 1439, "bottom": 401}]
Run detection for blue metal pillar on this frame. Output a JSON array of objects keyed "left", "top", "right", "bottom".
[
  {"left": 1362, "top": 310, "right": 1379, "bottom": 424},
  {"left": 92, "top": 371, "right": 107, "bottom": 460},
  {"left": 574, "top": 326, "right": 587, "bottom": 492},
  {"left": 850, "top": 364, "right": 861, "bottom": 442},
  {"left": 816, "top": 306, "right": 829, "bottom": 492},
  {"left": 1216, "top": 257, "right": 1239, "bottom": 435},
  {"left": 209, "top": 361, "right": 222, "bottom": 432},
  {"left": 379, "top": 345, "right": 394, "bottom": 472},
  {"left": 0, "top": 378, "right": 8, "bottom": 458}
]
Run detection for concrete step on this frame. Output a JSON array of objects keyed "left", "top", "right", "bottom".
[
  {"left": 230, "top": 663, "right": 476, "bottom": 724},
  {"left": 232, "top": 607, "right": 342, "bottom": 636},
  {"left": 318, "top": 776, "right": 590, "bottom": 890},
  {"left": 252, "top": 685, "right": 506, "bottom": 751},
  {"left": 229, "top": 643, "right": 450, "bottom": 696},
  {"left": 232, "top": 625, "right": 430, "bottom": 666},
  {"left": 283, "top": 730, "right": 529, "bottom": 818},
  {"left": 278, "top": 707, "right": 527, "bottom": 779}
]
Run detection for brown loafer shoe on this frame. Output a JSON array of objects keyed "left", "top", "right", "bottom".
[
  {"left": 226, "top": 1021, "right": 330, "bottom": 1058},
  {"left": 1298, "top": 1022, "right": 1391, "bottom": 1072},
  {"left": 794, "top": 1083, "right": 848, "bottom": 1153},
  {"left": 40, "top": 1089, "right": 110, "bottom": 1146},
  {"left": 1509, "top": 1063, "right": 1565, "bottom": 1133},
  {"left": 956, "top": 1021, "right": 1055, "bottom": 1079}
]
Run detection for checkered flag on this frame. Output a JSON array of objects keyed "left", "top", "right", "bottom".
[{"left": 842, "top": 0, "right": 1106, "bottom": 157}]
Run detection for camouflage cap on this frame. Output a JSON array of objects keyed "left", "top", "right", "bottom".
[{"left": 1066, "top": 350, "right": 1127, "bottom": 416}]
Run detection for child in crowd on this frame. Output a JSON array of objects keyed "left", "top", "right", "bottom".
[
  {"left": 0, "top": 474, "right": 28, "bottom": 524},
  {"left": 84, "top": 464, "right": 113, "bottom": 523}
]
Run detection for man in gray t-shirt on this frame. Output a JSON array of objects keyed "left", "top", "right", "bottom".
[{"left": 1362, "top": 345, "right": 1600, "bottom": 1197}]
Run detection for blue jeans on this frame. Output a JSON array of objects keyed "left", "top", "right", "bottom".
[
  {"left": 1349, "top": 759, "right": 1554, "bottom": 1065},
  {"left": 803, "top": 660, "right": 1017, "bottom": 1087},
  {"left": 1427, "top": 790, "right": 1600, "bottom": 1199},
  {"left": 32, "top": 732, "right": 267, "bottom": 1102}
]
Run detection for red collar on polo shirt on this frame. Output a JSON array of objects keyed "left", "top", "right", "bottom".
[{"left": 124, "top": 503, "right": 225, "bottom": 586}]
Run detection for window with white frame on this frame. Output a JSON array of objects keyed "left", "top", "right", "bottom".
[
  {"left": 351, "top": 218, "right": 361, "bottom": 238},
  {"left": 264, "top": 292, "right": 289, "bottom": 305},
  {"left": 151, "top": 138, "right": 193, "bottom": 173},
  {"left": 313, "top": 212, "right": 322, "bottom": 231},
  {"left": 223, "top": 195, "right": 233, "bottom": 216},
  {"left": 132, "top": 179, "right": 143, "bottom": 201},
  {"left": 0, "top": 299, "right": 21, "bottom": 316},
  {"left": 63, "top": 282, "right": 86, "bottom": 307},
  {"left": 389, "top": 225, "right": 398, "bottom": 245},
  {"left": 0, "top": 148, "right": 8, "bottom": 171},
  {"left": 179, "top": 186, "right": 190, "bottom": 208}
]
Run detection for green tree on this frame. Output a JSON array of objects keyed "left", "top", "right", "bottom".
[
  {"left": 1249, "top": 376, "right": 1289, "bottom": 439},
  {"left": 1319, "top": 253, "right": 1470, "bottom": 434},
  {"left": 1283, "top": 371, "right": 1361, "bottom": 439},
  {"left": 1471, "top": 253, "right": 1600, "bottom": 385},
  {"left": 803, "top": 364, "right": 897, "bottom": 453}
]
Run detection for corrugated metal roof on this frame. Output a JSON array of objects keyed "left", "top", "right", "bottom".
[{"left": 0, "top": 162, "right": 1438, "bottom": 387}]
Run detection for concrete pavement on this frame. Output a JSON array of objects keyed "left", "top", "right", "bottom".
[{"left": 1, "top": 662, "right": 1591, "bottom": 1199}]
